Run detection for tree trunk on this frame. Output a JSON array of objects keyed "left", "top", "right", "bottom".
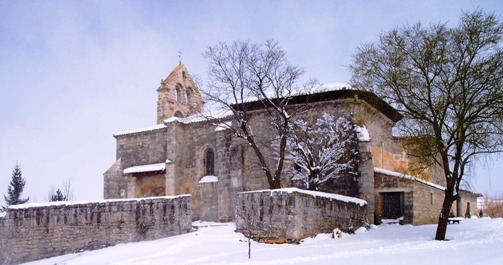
[
  {"left": 248, "top": 228, "right": 251, "bottom": 259},
  {"left": 271, "top": 176, "right": 281, "bottom": 189},
  {"left": 435, "top": 190, "right": 456, "bottom": 240}
]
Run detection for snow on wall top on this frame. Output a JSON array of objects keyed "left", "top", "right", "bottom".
[
  {"left": 241, "top": 187, "right": 367, "bottom": 206},
  {"left": 374, "top": 167, "right": 446, "bottom": 191},
  {"left": 199, "top": 175, "right": 218, "bottom": 184},
  {"left": 123, "top": 162, "right": 167, "bottom": 174},
  {"left": 114, "top": 124, "right": 167, "bottom": 137},
  {"left": 7, "top": 195, "right": 191, "bottom": 210},
  {"left": 355, "top": 125, "right": 370, "bottom": 142},
  {"left": 0, "top": 212, "right": 5, "bottom": 218},
  {"left": 165, "top": 109, "right": 232, "bottom": 125}
]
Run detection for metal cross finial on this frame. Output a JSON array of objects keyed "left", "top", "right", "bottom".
[{"left": 178, "top": 49, "right": 182, "bottom": 65}]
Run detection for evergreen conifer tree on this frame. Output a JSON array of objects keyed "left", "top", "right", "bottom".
[
  {"left": 49, "top": 189, "right": 67, "bottom": 202},
  {"left": 2, "top": 163, "right": 29, "bottom": 210}
]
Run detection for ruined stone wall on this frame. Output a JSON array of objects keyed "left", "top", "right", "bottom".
[
  {"left": 235, "top": 189, "right": 367, "bottom": 243},
  {"left": 0, "top": 196, "right": 192, "bottom": 264}
]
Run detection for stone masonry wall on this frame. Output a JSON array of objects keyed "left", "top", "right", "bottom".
[
  {"left": 116, "top": 128, "right": 168, "bottom": 170},
  {"left": 374, "top": 172, "right": 445, "bottom": 225},
  {"left": 411, "top": 181, "right": 444, "bottom": 225},
  {"left": 235, "top": 189, "right": 367, "bottom": 243},
  {"left": 0, "top": 196, "right": 192, "bottom": 264},
  {"left": 104, "top": 128, "right": 168, "bottom": 200}
]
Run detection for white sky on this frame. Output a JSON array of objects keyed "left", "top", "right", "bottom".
[{"left": 1, "top": 0, "right": 502, "bottom": 205}]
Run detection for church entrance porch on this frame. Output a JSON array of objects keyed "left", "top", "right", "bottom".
[{"left": 133, "top": 174, "right": 166, "bottom": 197}]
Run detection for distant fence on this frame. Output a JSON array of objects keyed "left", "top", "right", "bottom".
[
  {"left": 235, "top": 188, "right": 367, "bottom": 243},
  {"left": 0, "top": 195, "right": 192, "bottom": 264}
]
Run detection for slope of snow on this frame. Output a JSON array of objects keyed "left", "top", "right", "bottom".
[
  {"left": 165, "top": 109, "right": 233, "bottom": 124},
  {"left": 199, "top": 175, "right": 218, "bottom": 184},
  {"left": 114, "top": 124, "right": 167, "bottom": 137},
  {"left": 123, "top": 162, "right": 166, "bottom": 174},
  {"left": 374, "top": 167, "right": 446, "bottom": 191},
  {"left": 22, "top": 218, "right": 503, "bottom": 265}
]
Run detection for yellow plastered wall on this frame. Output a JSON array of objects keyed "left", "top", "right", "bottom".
[{"left": 370, "top": 145, "right": 432, "bottom": 182}]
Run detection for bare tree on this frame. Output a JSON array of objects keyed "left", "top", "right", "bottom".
[
  {"left": 202, "top": 40, "right": 317, "bottom": 189},
  {"left": 482, "top": 193, "right": 503, "bottom": 218},
  {"left": 286, "top": 113, "right": 359, "bottom": 191},
  {"left": 48, "top": 188, "right": 67, "bottom": 202},
  {"left": 350, "top": 10, "right": 503, "bottom": 240},
  {"left": 47, "top": 179, "right": 73, "bottom": 202}
]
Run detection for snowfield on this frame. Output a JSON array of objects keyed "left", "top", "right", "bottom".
[{"left": 24, "top": 218, "right": 503, "bottom": 265}]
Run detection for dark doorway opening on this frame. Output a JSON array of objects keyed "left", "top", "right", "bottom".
[{"left": 382, "top": 192, "right": 403, "bottom": 219}]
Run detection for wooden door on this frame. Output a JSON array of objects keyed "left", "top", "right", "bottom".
[{"left": 382, "top": 192, "right": 403, "bottom": 219}]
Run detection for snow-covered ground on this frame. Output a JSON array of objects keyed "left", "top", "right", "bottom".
[{"left": 24, "top": 218, "right": 503, "bottom": 265}]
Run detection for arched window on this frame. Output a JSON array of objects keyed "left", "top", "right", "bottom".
[
  {"left": 174, "top": 111, "right": 184, "bottom": 118},
  {"left": 160, "top": 102, "right": 166, "bottom": 115},
  {"left": 186, "top": 89, "right": 191, "bottom": 104},
  {"left": 205, "top": 149, "right": 215, "bottom": 176},
  {"left": 175, "top": 84, "right": 182, "bottom": 102}
]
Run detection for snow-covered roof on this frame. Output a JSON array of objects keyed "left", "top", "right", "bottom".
[
  {"left": 239, "top": 83, "right": 352, "bottom": 104},
  {"left": 241, "top": 188, "right": 367, "bottom": 206},
  {"left": 199, "top": 175, "right": 218, "bottom": 184},
  {"left": 114, "top": 124, "right": 167, "bottom": 137},
  {"left": 374, "top": 167, "right": 446, "bottom": 191},
  {"left": 115, "top": 110, "right": 232, "bottom": 137},
  {"left": 165, "top": 114, "right": 207, "bottom": 124},
  {"left": 164, "top": 110, "right": 232, "bottom": 124},
  {"left": 6, "top": 195, "right": 191, "bottom": 210},
  {"left": 312, "top": 82, "right": 354, "bottom": 93},
  {"left": 215, "top": 121, "right": 232, "bottom": 132},
  {"left": 124, "top": 162, "right": 167, "bottom": 174},
  {"left": 164, "top": 109, "right": 232, "bottom": 125}
]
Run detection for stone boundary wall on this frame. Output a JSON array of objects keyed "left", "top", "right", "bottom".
[
  {"left": 235, "top": 188, "right": 367, "bottom": 243},
  {"left": 0, "top": 195, "right": 192, "bottom": 264}
]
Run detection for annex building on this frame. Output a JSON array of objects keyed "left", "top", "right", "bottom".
[{"left": 104, "top": 62, "right": 479, "bottom": 225}]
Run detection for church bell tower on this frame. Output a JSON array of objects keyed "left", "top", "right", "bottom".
[{"left": 156, "top": 62, "right": 204, "bottom": 124}]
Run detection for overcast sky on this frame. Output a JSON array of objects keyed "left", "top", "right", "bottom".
[{"left": 1, "top": 0, "right": 502, "bottom": 205}]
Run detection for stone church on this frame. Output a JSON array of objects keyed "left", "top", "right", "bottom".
[{"left": 104, "top": 62, "right": 479, "bottom": 225}]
